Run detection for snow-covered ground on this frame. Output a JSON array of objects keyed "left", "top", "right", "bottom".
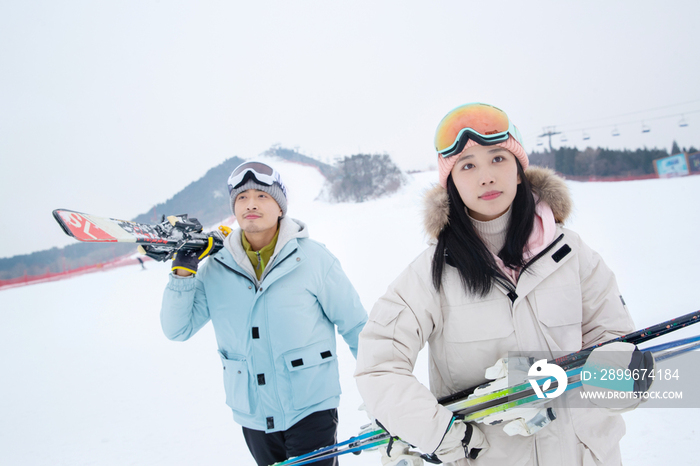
[{"left": 1, "top": 158, "right": 699, "bottom": 465}]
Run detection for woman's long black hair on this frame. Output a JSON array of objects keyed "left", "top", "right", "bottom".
[{"left": 431, "top": 159, "right": 536, "bottom": 296}]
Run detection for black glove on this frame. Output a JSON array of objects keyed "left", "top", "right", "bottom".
[{"left": 172, "top": 236, "right": 215, "bottom": 275}]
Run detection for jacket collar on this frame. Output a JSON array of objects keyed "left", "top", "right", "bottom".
[
  {"left": 423, "top": 166, "right": 572, "bottom": 240},
  {"left": 222, "top": 217, "right": 309, "bottom": 282}
]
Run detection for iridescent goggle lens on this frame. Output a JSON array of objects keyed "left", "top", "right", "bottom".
[
  {"left": 434, "top": 103, "right": 522, "bottom": 158},
  {"left": 227, "top": 161, "right": 287, "bottom": 196}
]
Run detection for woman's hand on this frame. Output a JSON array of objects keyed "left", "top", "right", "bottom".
[{"left": 434, "top": 419, "right": 489, "bottom": 462}]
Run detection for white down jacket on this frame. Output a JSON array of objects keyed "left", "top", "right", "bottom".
[{"left": 354, "top": 168, "right": 636, "bottom": 466}]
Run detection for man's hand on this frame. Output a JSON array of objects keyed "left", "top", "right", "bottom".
[{"left": 172, "top": 236, "right": 215, "bottom": 276}]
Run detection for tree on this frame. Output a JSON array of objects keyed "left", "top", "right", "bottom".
[
  {"left": 671, "top": 140, "right": 682, "bottom": 155},
  {"left": 324, "top": 154, "right": 405, "bottom": 203}
]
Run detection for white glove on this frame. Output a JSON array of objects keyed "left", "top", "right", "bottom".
[
  {"left": 380, "top": 438, "right": 424, "bottom": 466},
  {"left": 434, "top": 419, "right": 489, "bottom": 462},
  {"left": 582, "top": 341, "right": 655, "bottom": 409},
  {"left": 356, "top": 404, "right": 423, "bottom": 464},
  {"left": 356, "top": 420, "right": 383, "bottom": 453},
  {"left": 473, "top": 357, "right": 556, "bottom": 436}
]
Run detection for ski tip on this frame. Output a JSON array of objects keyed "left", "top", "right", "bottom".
[{"left": 52, "top": 209, "right": 76, "bottom": 237}]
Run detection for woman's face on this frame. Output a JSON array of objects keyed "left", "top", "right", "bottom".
[{"left": 450, "top": 144, "right": 521, "bottom": 221}]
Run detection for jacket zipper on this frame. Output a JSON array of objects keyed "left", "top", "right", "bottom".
[
  {"left": 215, "top": 246, "right": 298, "bottom": 291},
  {"left": 214, "top": 257, "right": 256, "bottom": 286},
  {"left": 496, "top": 233, "right": 565, "bottom": 303},
  {"left": 258, "top": 247, "right": 298, "bottom": 285},
  {"left": 520, "top": 233, "right": 564, "bottom": 276},
  {"left": 255, "top": 251, "right": 262, "bottom": 274},
  {"left": 214, "top": 247, "right": 299, "bottom": 431}
]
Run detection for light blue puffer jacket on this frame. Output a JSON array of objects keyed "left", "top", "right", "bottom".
[{"left": 161, "top": 218, "right": 367, "bottom": 432}]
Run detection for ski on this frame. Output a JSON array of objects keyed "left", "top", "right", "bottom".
[
  {"left": 52, "top": 209, "right": 229, "bottom": 261},
  {"left": 273, "top": 369, "right": 584, "bottom": 466},
  {"left": 275, "top": 313, "right": 700, "bottom": 465},
  {"left": 444, "top": 326, "right": 700, "bottom": 415},
  {"left": 444, "top": 368, "right": 582, "bottom": 416},
  {"left": 438, "top": 310, "right": 700, "bottom": 406},
  {"left": 461, "top": 370, "right": 583, "bottom": 422}
]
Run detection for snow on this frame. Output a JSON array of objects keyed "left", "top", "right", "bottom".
[{"left": 1, "top": 159, "right": 699, "bottom": 465}]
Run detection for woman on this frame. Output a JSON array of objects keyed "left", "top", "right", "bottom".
[{"left": 355, "top": 103, "right": 642, "bottom": 465}]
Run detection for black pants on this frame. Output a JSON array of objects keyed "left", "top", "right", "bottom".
[{"left": 242, "top": 409, "right": 339, "bottom": 466}]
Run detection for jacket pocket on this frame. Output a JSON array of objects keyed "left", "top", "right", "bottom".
[
  {"left": 571, "top": 406, "right": 624, "bottom": 464},
  {"left": 283, "top": 340, "right": 341, "bottom": 410},
  {"left": 219, "top": 351, "right": 253, "bottom": 414},
  {"left": 442, "top": 299, "right": 517, "bottom": 389},
  {"left": 443, "top": 298, "right": 515, "bottom": 343},
  {"left": 533, "top": 284, "right": 583, "bottom": 351}
]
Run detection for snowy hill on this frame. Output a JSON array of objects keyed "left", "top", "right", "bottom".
[{"left": 2, "top": 158, "right": 699, "bottom": 465}]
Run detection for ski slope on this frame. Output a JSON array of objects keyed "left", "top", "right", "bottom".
[{"left": 2, "top": 158, "right": 699, "bottom": 465}]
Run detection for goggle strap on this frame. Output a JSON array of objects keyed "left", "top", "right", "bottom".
[{"left": 440, "top": 130, "right": 511, "bottom": 158}]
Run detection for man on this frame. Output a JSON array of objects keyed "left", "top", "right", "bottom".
[{"left": 161, "top": 161, "right": 367, "bottom": 466}]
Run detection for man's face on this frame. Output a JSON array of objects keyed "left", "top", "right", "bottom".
[{"left": 234, "top": 189, "right": 282, "bottom": 235}]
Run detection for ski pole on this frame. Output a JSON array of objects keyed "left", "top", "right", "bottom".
[
  {"left": 271, "top": 428, "right": 389, "bottom": 466},
  {"left": 556, "top": 310, "right": 700, "bottom": 370},
  {"left": 642, "top": 333, "right": 700, "bottom": 353},
  {"left": 652, "top": 339, "right": 700, "bottom": 362}
]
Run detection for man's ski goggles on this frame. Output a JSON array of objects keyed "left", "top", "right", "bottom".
[
  {"left": 434, "top": 103, "right": 523, "bottom": 158},
  {"left": 227, "top": 161, "right": 287, "bottom": 196}
]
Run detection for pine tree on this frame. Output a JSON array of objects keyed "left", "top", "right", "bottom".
[{"left": 671, "top": 140, "right": 682, "bottom": 155}]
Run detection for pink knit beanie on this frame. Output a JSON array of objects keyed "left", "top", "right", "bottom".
[{"left": 437, "top": 136, "right": 529, "bottom": 188}]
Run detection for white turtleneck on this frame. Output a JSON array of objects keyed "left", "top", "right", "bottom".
[{"left": 468, "top": 205, "right": 512, "bottom": 256}]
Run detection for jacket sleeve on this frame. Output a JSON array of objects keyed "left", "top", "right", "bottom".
[
  {"left": 577, "top": 238, "right": 636, "bottom": 348},
  {"left": 354, "top": 261, "right": 454, "bottom": 454},
  {"left": 316, "top": 258, "right": 368, "bottom": 358},
  {"left": 160, "top": 263, "right": 212, "bottom": 341}
]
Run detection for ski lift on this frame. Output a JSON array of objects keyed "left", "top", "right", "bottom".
[
  {"left": 679, "top": 115, "right": 689, "bottom": 127},
  {"left": 611, "top": 127, "right": 620, "bottom": 137},
  {"left": 560, "top": 133, "right": 568, "bottom": 143},
  {"left": 641, "top": 122, "right": 650, "bottom": 133},
  {"left": 536, "top": 137, "right": 544, "bottom": 147},
  {"left": 582, "top": 131, "right": 590, "bottom": 141}
]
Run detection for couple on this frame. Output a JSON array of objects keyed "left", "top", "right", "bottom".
[{"left": 160, "top": 103, "right": 649, "bottom": 466}]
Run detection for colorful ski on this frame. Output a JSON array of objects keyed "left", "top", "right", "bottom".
[
  {"left": 445, "top": 368, "right": 582, "bottom": 417},
  {"left": 438, "top": 310, "right": 700, "bottom": 406},
  {"left": 275, "top": 313, "right": 700, "bottom": 466},
  {"left": 272, "top": 369, "right": 583, "bottom": 466},
  {"left": 52, "top": 209, "right": 229, "bottom": 261},
  {"left": 461, "top": 369, "right": 582, "bottom": 422}
]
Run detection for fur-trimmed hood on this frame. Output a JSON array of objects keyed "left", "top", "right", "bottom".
[{"left": 423, "top": 166, "right": 572, "bottom": 239}]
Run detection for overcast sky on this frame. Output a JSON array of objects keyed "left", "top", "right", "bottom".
[{"left": 2, "top": 1, "right": 699, "bottom": 259}]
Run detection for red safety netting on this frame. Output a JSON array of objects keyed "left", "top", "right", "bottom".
[
  {"left": 562, "top": 171, "right": 700, "bottom": 182},
  {"left": 0, "top": 255, "right": 151, "bottom": 291}
]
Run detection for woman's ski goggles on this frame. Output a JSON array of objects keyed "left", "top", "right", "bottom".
[
  {"left": 227, "top": 161, "right": 287, "bottom": 196},
  {"left": 434, "top": 103, "right": 524, "bottom": 158}
]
